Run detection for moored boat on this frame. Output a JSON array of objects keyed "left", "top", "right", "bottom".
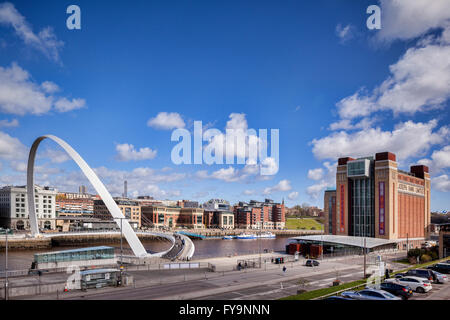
[{"left": 236, "top": 233, "right": 257, "bottom": 239}]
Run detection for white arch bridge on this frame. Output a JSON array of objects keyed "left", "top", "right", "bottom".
[{"left": 26, "top": 135, "right": 194, "bottom": 260}]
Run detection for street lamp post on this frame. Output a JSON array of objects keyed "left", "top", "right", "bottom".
[
  {"left": 363, "top": 237, "right": 367, "bottom": 279},
  {"left": 259, "top": 220, "right": 262, "bottom": 268},
  {"left": 120, "top": 218, "right": 123, "bottom": 271},
  {"left": 5, "top": 228, "right": 8, "bottom": 300},
  {"left": 321, "top": 233, "right": 324, "bottom": 261}
]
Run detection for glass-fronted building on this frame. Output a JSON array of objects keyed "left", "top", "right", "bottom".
[
  {"left": 34, "top": 246, "right": 114, "bottom": 266},
  {"left": 348, "top": 157, "right": 375, "bottom": 237}
]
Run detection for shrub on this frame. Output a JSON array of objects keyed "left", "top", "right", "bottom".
[
  {"left": 407, "top": 248, "right": 422, "bottom": 258},
  {"left": 408, "top": 256, "right": 417, "bottom": 264},
  {"left": 420, "top": 254, "right": 432, "bottom": 263},
  {"left": 429, "top": 251, "right": 438, "bottom": 260}
]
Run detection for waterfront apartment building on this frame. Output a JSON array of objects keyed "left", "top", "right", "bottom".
[
  {"left": 204, "top": 210, "right": 234, "bottom": 229},
  {"left": 234, "top": 199, "right": 285, "bottom": 229},
  {"left": 203, "top": 199, "right": 231, "bottom": 211},
  {"left": 324, "top": 152, "right": 431, "bottom": 248},
  {"left": 93, "top": 198, "right": 141, "bottom": 229},
  {"left": 56, "top": 194, "right": 94, "bottom": 217},
  {"left": 141, "top": 205, "right": 205, "bottom": 229},
  {"left": 0, "top": 185, "right": 57, "bottom": 231}
]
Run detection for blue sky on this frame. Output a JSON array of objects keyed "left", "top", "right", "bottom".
[{"left": 0, "top": 0, "right": 449, "bottom": 210}]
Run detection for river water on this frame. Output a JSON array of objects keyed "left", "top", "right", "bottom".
[{"left": 0, "top": 236, "right": 292, "bottom": 271}]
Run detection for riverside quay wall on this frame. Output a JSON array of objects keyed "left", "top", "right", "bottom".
[
  {"left": 179, "top": 229, "right": 322, "bottom": 238},
  {"left": 0, "top": 233, "right": 170, "bottom": 251}
]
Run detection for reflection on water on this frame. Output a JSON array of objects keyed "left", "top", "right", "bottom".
[
  {"left": 0, "top": 236, "right": 291, "bottom": 271},
  {"left": 192, "top": 236, "right": 290, "bottom": 258}
]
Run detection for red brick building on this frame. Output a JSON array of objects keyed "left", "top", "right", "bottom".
[
  {"left": 234, "top": 199, "right": 285, "bottom": 229},
  {"left": 325, "top": 152, "right": 431, "bottom": 249}
]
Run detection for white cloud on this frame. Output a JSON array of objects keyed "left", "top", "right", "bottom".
[
  {"left": 377, "top": 0, "right": 450, "bottom": 43},
  {"left": 337, "top": 43, "right": 450, "bottom": 119},
  {"left": 144, "top": 184, "right": 181, "bottom": 199},
  {"left": 147, "top": 112, "right": 185, "bottom": 130},
  {"left": 203, "top": 113, "right": 278, "bottom": 175},
  {"left": 432, "top": 174, "right": 450, "bottom": 192},
  {"left": 44, "top": 165, "right": 187, "bottom": 197},
  {"left": 9, "top": 160, "right": 26, "bottom": 172},
  {"left": 195, "top": 160, "right": 274, "bottom": 183},
  {"left": 307, "top": 168, "right": 324, "bottom": 181},
  {"left": 41, "top": 81, "right": 59, "bottom": 93},
  {"left": 329, "top": 117, "right": 376, "bottom": 131},
  {"left": 0, "top": 63, "right": 86, "bottom": 115},
  {"left": 115, "top": 143, "right": 157, "bottom": 161},
  {"left": 260, "top": 157, "right": 278, "bottom": 175},
  {"left": 204, "top": 113, "right": 250, "bottom": 160},
  {"left": 419, "top": 145, "right": 450, "bottom": 174},
  {"left": 243, "top": 189, "right": 256, "bottom": 196},
  {"left": 0, "top": 118, "right": 18, "bottom": 128},
  {"left": 38, "top": 148, "right": 70, "bottom": 164},
  {"left": 288, "top": 191, "right": 299, "bottom": 200},
  {"left": 336, "top": 23, "right": 354, "bottom": 43},
  {"left": 0, "top": 2, "right": 63, "bottom": 62},
  {"left": 306, "top": 161, "right": 336, "bottom": 200},
  {"left": 0, "top": 62, "right": 52, "bottom": 115},
  {"left": 263, "top": 179, "right": 291, "bottom": 195},
  {"left": 210, "top": 166, "right": 239, "bottom": 182},
  {"left": 312, "top": 120, "right": 447, "bottom": 161},
  {"left": 0, "top": 130, "right": 27, "bottom": 160},
  {"left": 54, "top": 97, "right": 86, "bottom": 112},
  {"left": 306, "top": 181, "right": 330, "bottom": 200}
]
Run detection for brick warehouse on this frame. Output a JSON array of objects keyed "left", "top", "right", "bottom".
[{"left": 324, "top": 152, "right": 431, "bottom": 249}]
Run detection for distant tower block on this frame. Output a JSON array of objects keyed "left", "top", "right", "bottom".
[
  {"left": 124, "top": 180, "right": 128, "bottom": 198},
  {"left": 79, "top": 185, "right": 86, "bottom": 194}
]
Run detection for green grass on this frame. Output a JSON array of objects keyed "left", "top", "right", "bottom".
[
  {"left": 280, "top": 279, "right": 367, "bottom": 300},
  {"left": 285, "top": 218, "right": 323, "bottom": 231},
  {"left": 280, "top": 257, "right": 450, "bottom": 300},
  {"left": 394, "top": 258, "right": 411, "bottom": 265}
]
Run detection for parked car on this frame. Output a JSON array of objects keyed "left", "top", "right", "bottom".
[
  {"left": 430, "top": 270, "right": 448, "bottom": 284},
  {"left": 341, "top": 289, "right": 401, "bottom": 300},
  {"left": 323, "top": 296, "right": 353, "bottom": 300},
  {"left": 428, "top": 263, "right": 450, "bottom": 274},
  {"left": 305, "top": 259, "right": 320, "bottom": 267},
  {"left": 378, "top": 282, "right": 413, "bottom": 300},
  {"left": 385, "top": 276, "right": 432, "bottom": 293},
  {"left": 404, "top": 269, "right": 436, "bottom": 282}
]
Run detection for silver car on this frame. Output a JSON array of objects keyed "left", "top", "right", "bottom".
[
  {"left": 341, "top": 288, "right": 402, "bottom": 300},
  {"left": 432, "top": 271, "right": 448, "bottom": 284}
]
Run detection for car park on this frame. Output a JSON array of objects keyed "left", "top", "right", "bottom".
[
  {"left": 378, "top": 282, "right": 414, "bottom": 300},
  {"left": 305, "top": 259, "right": 319, "bottom": 267},
  {"left": 341, "top": 289, "right": 401, "bottom": 300},
  {"left": 385, "top": 276, "right": 432, "bottom": 293}
]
